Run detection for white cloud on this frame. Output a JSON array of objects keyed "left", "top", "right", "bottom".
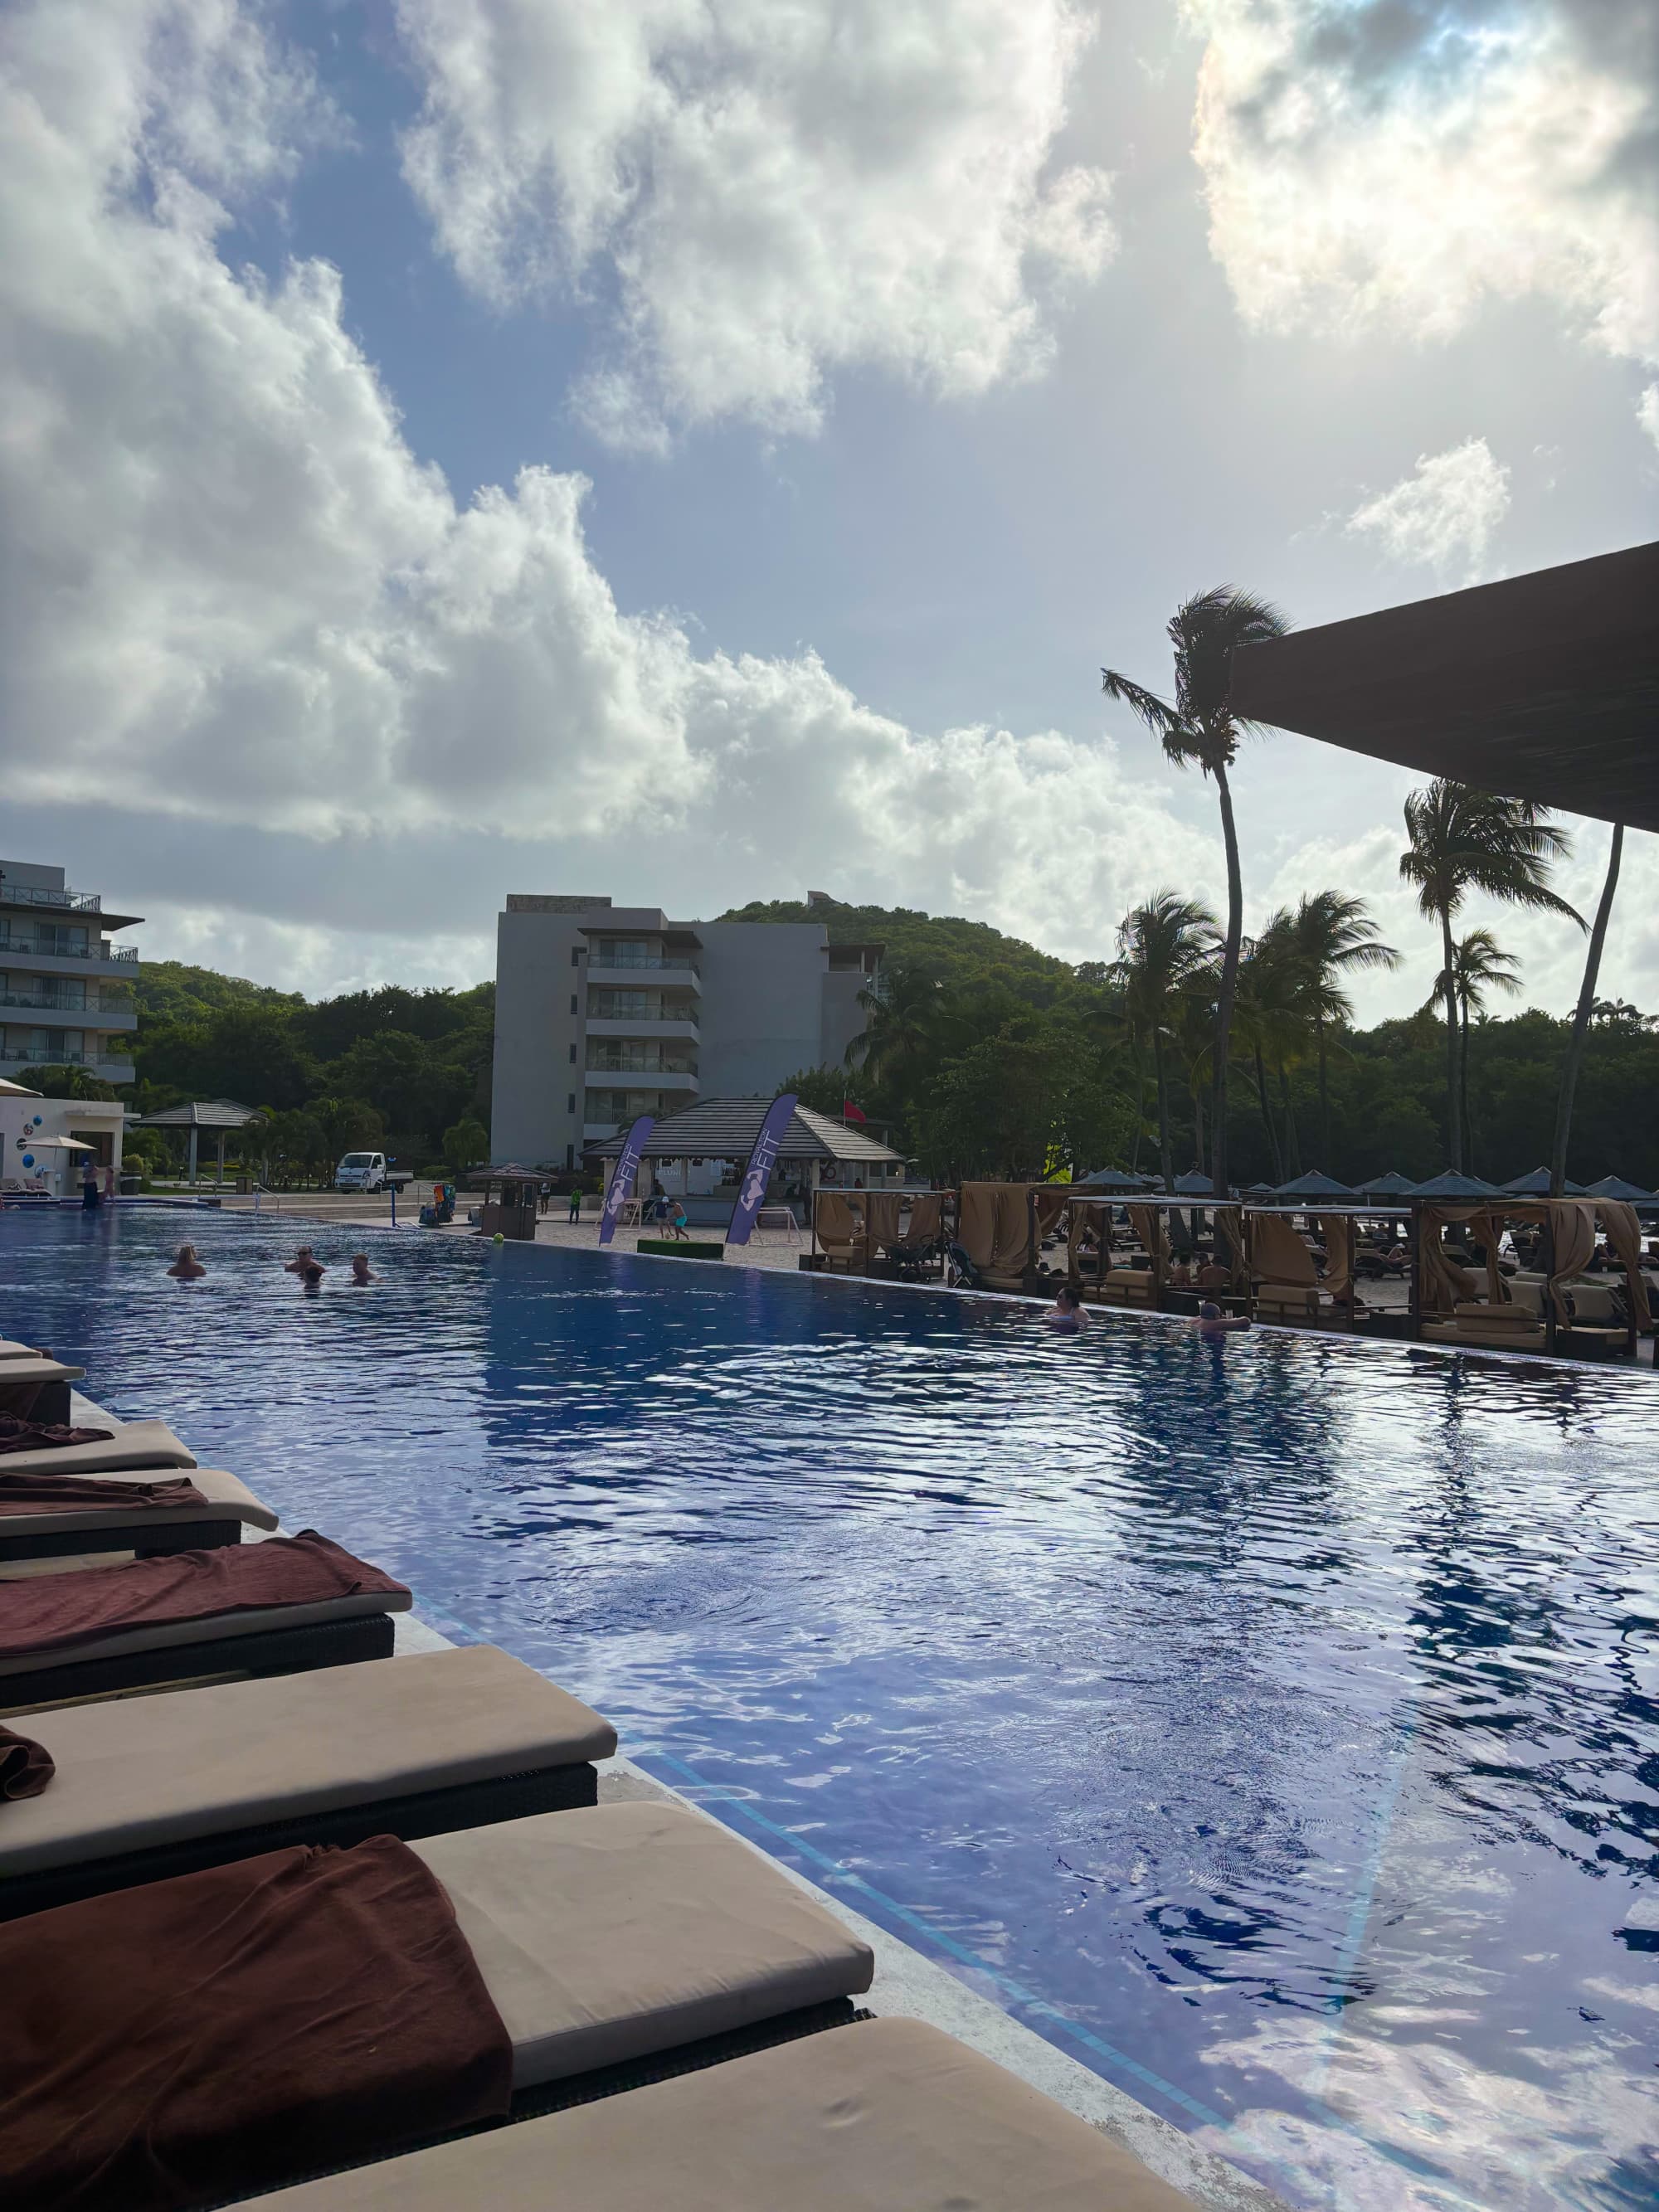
[
  {"left": 1639, "top": 384, "right": 1659, "bottom": 451},
  {"left": 0, "top": 0, "right": 1197, "bottom": 980},
  {"left": 394, "top": 0, "right": 1116, "bottom": 443},
  {"left": 1185, "top": 0, "right": 1659, "bottom": 382},
  {"left": 1345, "top": 438, "right": 1511, "bottom": 581}
]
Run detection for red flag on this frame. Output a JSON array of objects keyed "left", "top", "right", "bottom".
[{"left": 842, "top": 1100, "right": 867, "bottom": 1124}]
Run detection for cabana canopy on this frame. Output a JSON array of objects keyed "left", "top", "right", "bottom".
[
  {"left": 1077, "top": 1167, "right": 1155, "bottom": 1192},
  {"left": 1501, "top": 1166, "right": 1588, "bottom": 1197},
  {"left": 1170, "top": 1169, "right": 1219, "bottom": 1195},
  {"left": 1584, "top": 1174, "right": 1657, "bottom": 1203},
  {"left": 589, "top": 1096, "right": 903, "bottom": 1168},
  {"left": 1228, "top": 542, "right": 1659, "bottom": 832},
  {"left": 131, "top": 1099, "right": 261, "bottom": 1129},
  {"left": 1356, "top": 1170, "right": 1417, "bottom": 1200}
]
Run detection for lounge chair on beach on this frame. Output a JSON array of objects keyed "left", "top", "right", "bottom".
[
  {"left": 241, "top": 2016, "right": 1196, "bottom": 2212},
  {"left": 0, "top": 1464, "right": 280, "bottom": 1566},
  {"left": 0, "top": 1646, "right": 615, "bottom": 1920},
  {"left": 2, "top": 1803, "right": 874, "bottom": 2210},
  {"left": 0, "top": 1528, "right": 410, "bottom": 1710}
]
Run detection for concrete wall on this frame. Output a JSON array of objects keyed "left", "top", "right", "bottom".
[
  {"left": 1, "top": 1096, "right": 123, "bottom": 1193},
  {"left": 819, "top": 965, "right": 868, "bottom": 1071},
  {"left": 489, "top": 904, "right": 594, "bottom": 1166},
  {"left": 696, "top": 923, "right": 827, "bottom": 1094}
]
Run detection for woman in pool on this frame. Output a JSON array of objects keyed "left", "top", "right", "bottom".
[
  {"left": 1042, "top": 1284, "right": 1087, "bottom": 1333},
  {"left": 349, "top": 1253, "right": 374, "bottom": 1286},
  {"left": 299, "top": 1259, "right": 325, "bottom": 1291},
  {"left": 167, "top": 1244, "right": 206, "bottom": 1281}
]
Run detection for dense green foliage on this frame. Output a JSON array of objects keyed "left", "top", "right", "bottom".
[{"left": 126, "top": 964, "right": 494, "bottom": 1180}]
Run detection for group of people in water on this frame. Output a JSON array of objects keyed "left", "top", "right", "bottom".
[
  {"left": 1040, "top": 1281, "right": 1248, "bottom": 1339},
  {"left": 167, "top": 1244, "right": 376, "bottom": 1291}
]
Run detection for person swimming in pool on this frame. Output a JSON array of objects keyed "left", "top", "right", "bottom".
[
  {"left": 167, "top": 1244, "right": 206, "bottom": 1281},
  {"left": 1195, "top": 1299, "right": 1249, "bottom": 1338},
  {"left": 349, "top": 1253, "right": 374, "bottom": 1286},
  {"left": 284, "top": 1245, "right": 316, "bottom": 1276},
  {"left": 298, "top": 1258, "right": 326, "bottom": 1291},
  {"left": 1042, "top": 1284, "right": 1087, "bottom": 1333}
]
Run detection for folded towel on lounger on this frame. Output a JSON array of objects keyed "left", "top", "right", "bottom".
[
  {"left": 0, "top": 1471, "right": 210, "bottom": 1518},
  {"left": 0, "top": 1723, "right": 53, "bottom": 1800},
  {"left": 0, "top": 1419, "right": 115, "bottom": 1457},
  {"left": 0, "top": 1530, "right": 407, "bottom": 1660},
  {"left": 1, "top": 1835, "right": 513, "bottom": 2212}
]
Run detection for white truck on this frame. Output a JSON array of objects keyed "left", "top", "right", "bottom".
[{"left": 333, "top": 1150, "right": 389, "bottom": 1194}]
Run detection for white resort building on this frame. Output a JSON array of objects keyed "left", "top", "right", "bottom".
[
  {"left": 489, "top": 896, "right": 882, "bottom": 1169},
  {"left": 0, "top": 859, "right": 140, "bottom": 1090}
]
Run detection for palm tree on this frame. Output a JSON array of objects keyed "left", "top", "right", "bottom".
[
  {"left": 843, "top": 965, "right": 939, "bottom": 1090},
  {"left": 1102, "top": 586, "right": 1291, "bottom": 1196},
  {"left": 1289, "top": 892, "right": 1401, "bottom": 1162},
  {"left": 1109, "top": 893, "right": 1219, "bottom": 1190},
  {"left": 1231, "top": 915, "right": 1315, "bottom": 1182},
  {"left": 1422, "top": 928, "right": 1522, "bottom": 1172},
  {"left": 1551, "top": 822, "right": 1623, "bottom": 1194},
  {"left": 1399, "top": 780, "right": 1580, "bottom": 1170}
]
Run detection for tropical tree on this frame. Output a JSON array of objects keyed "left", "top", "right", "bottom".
[
  {"left": 1422, "top": 928, "right": 1523, "bottom": 1172},
  {"left": 1288, "top": 892, "right": 1401, "bottom": 1162},
  {"left": 1552, "top": 821, "right": 1624, "bottom": 1194},
  {"left": 1108, "top": 893, "right": 1219, "bottom": 1191},
  {"left": 442, "top": 1116, "right": 489, "bottom": 1176},
  {"left": 1102, "top": 586, "right": 1291, "bottom": 1195},
  {"left": 1230, "top": 917, "right": 1311, "bottom": 1183},
  {"left": 27, "top": 1063, "right": 118, "bottom": 1101},
  {"left": 843, "top": 965, "right": 940, "bottom": 1091},
  {"left": 1399, "top": 780, "right": 1580, "bottom": 1170}
]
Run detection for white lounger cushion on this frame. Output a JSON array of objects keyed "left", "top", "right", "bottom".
[
  {"left": 0, "top": 1646, "right": 615, "bottom": 1876},
  {"left": 0, "top": 1466, "right": 278, "bottom": 1542},
  {"left": 0, "top": 1419, "right": 196, "bottom": 1475},
  {"left": 0, "top": 1578, "right": 409, "bottom": 1679},
  {"left": 0, "top": 1339, "right": 48, "bottom": 1359},
  {"left": 0, "top": 1356, "right": 85, "bottom": 1385},
  {"left": 245, "top": 2016, "right": 1195, "bottom": 2210},
  {"left": 413, "top": 1801, "right": 874, "bottom": 2088}
]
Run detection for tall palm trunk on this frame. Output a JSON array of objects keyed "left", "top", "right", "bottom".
[
  {"left": 1277, "top": 1061, "right": 1301, "bottom": 1174},
  {"left": 1192, "top": 1076, "right": 1206, "bottom": 1176},
  {"left": 1253, "top": 1043, "right": 1282, "bottom": 1182},
  {"left": 1210, "top": 760, "right": 1243, "bottom": 1196},
  {"left": 1438, "top": 903, "right": 1462, "bottom": 1169},
  {"left": 1551, "top": 822, "right": 1623, "bottom": 1194},
  {"left": 1316, "top": 1014, "right": 1330, "bottom": 1168},
  {"left": 1130, "top": 1046, "right": 1146, "bottom": 1173},
  {"left": 1153, "top": 1029, "right": 1174, "bottom": 1191},
  {"left": 1461, "top": 995, "right": 1475, "bottom": 1174}
]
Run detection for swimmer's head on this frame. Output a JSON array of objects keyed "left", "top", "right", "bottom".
[
  {"left": 1199, "top": 1300, "right": 1221, "bottom": 1320},
  {"left": 1056, "top": 1284, "right": 1082, "bottom": 1310}
]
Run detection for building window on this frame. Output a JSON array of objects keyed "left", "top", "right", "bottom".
[
  {"left": 569, "top": 1042, "right": 577, "bottom": 1062},
  {"left": 570, "top": 994, "right": 578, "bottom": 1015},
  {"left": 567, "top": 1093, "right": 577, "bottom": 1114},
  {"left": 570, "top": 947, "right": 581, "bottom": 966}
]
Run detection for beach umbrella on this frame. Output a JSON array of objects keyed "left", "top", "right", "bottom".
[
  {"left": 1500, "top": 1166, "right": 1588, "bottom": 1197},
  {"left": 1077, "top": 1166, "right": 1154, "bottom": 1192},
  {"left": 0, "top": 1076, "right": 42, "bottom": 1097},
  {"left": 1170, "top": 1169, "right": 1222, "bottom": 1195},
  {"left": 1584, "top": 1174, "right": 1657, "bottom": 1203},
  {"left": 1356, "top": 1169, "right": 1418, "bottom": 1200},
  {"left": 1271, "top": 1169, "right": 1355, "bottom": 1202},
  {"left": 1404, "top": 1169, "right": 1502, "bottom": 1199}
]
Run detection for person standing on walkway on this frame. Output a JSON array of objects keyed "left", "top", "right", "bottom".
[
  {"left": 80, "top": 1157, "right": 100, "bottom": 1210},
  {"left": 568, "top": 1179, "right": 583, "bottom": 1224}
]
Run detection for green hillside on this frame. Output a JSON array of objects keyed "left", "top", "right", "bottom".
[
  {"left": 716, "top": 897, "right": 1074, "bottom": 1005},
  {"left": 135, "top": 960, "right": 303, "bottom": 1026}
]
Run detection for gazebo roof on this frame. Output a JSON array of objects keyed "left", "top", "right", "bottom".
[
  {"left": 1355, "top": 1169, "right": 1418, "bottom": 1197},
  {"left": 132, "top": 1098, "right": 261, "bottom": 1129},
  {"left": 1170, "top": 1169, "right": 1219, "bottom": 1195},
  {"left": 1584, "top": 1174, "right": 1657, "bottom": 1202},
  {"left": 1500, "top": 1166, "right": 1589, "bottom": 1196},
  {"left": 588, "top": 1096, "right": 903, "bottom": 1165},
  {"left": 1272, "top": 1169, "right": 1355, "bottom": 1201},
  {"left": 1406, "top": 1169, "right": 1502, "bottom": 1199},
  {"left": 1077, "top": 1166, "right": 1155, "bottom": 1193},
  {"left": 1228, "top": 542, "right": 1659, "bottom": 832}
]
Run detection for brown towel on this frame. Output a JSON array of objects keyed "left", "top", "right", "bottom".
[
  {"left": 0, "top": 1471, "right": 210, "bottom": 1518},
  {"left": 0, "top": 1418, "right": 115, "bottom": 1456},
  {"left": 0, "top": 1723, "right": 53, "bottom": 1800},
  {"left": 0, "top": 1529, "right": 407, "bottom": 1660},
  {"left": 0, "top": 1836, "right": 513, "bottom": 2212}
]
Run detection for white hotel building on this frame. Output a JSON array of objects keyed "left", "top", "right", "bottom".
[{"left": 489, "top": 896, "right": 881, "bottom": 1169}]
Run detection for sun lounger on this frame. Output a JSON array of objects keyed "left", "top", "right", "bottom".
[
  {"left": 0, "top": 1355, "right": 83, "bottom": 1387},
  {"left": 0, "top": 1340, "right": 47, "bottom": 1360},
  {"left": 3, "top": 1805, "right": 875, "bottom": 2208},
  {"left": 0, "top": 1465, "right": 279, "bottom": 1565},
  {"left": 0, "top": 1415, "right": 195, "bottom": 1476},
  {"left": 241, "top": 2015, "right": 1195, "bottom": 2212},
  {"left": 0, "top": 1645, "right": 616, "bottom": 1918},
  {"left": 0, "top": 1528, "right": 409, "bottom": 1710}
]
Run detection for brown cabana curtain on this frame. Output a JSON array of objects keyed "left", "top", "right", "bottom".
[
  {"left": 1545, "top": 1199, "right": 1599, "bottom": 1324},
  {"left": 1416, "top": 1206, "right": 1484, "bottom": 1314},
  {"left": 991, "top": 1186, "right": 1034, "bottom": 1276},
  {"left": 1033, "top": 1189, "right": 1069, "bottom": 1243},
  {"left": 1214, "top": 1206, "right": 1248, "bottom": 1288},
  {"left": 815, "top": 1191, "right": 858, "bottom": 1245},
  {"left": 862, "top": 1193, "right": 902, "bottom": 1251},
  {"left": 1067, "top": 1202, "right": 1107, "bottom": 1281},
  {"left": 957, "top": 1184, "right": 1000, "bottom": 1271},
  {"left": 1315, "top": 1214, "right": 1355, "bottom": 1304},
  {"left": 1595, "top": 1199, "right": 1652, "bottom": 1330},
  {"left": 1125, "top": 1206, "right": 1166, "bottom": 1269},
  {"left": 903, "top": 1193, "right": 943, "bottom": 1243},
  {"left": 1246, "top": 1212, "right": 1316, "bottom": 1288}
]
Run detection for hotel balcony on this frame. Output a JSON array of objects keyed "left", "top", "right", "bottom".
[
  {"left": 583, "top": 1067, "right": 700, "bottom": 1096},
  {"left": 585, "top": 1015, "right": 700, "bottom": 1044},
  {"left": 0, "top": 1046, "right": 135, "bottom": 1082},
  {"left": 585, "top": 956, "right": 700, "bottom": 992},
  {"left": 0, "top": 938, "right": 140, "bottom": 976},
  {"left": 0, "top": 994, "right": 136, "bottom": 1031}
]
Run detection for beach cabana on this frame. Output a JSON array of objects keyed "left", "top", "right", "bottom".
[
  {"left": 1501, "top": 1166, "right": 1588, "bottom": 1197},
  {"left": 1584, "top": 1174, "right": 1657, "bottom": 1203},
  {"left": 130, "top": 1097, "right": 260, "bottom": 1187},
  {"left": 1076, "top": 1166, "right": 1153, "bottom": 1192},
  {"left": 1270, "top": 1170, "right": 1356, "bottom": 1203}
]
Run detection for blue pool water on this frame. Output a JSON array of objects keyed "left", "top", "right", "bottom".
[{"left": 5, "top": 1205, "right": 1658, "bottom": 2209}]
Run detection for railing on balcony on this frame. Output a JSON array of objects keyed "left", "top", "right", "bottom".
[
  {"left": 0, "top": 936, "right": 136, "bottom": 964},
  {"left": 586, "top": 1058, "right": 698, "bottom": 1077},
  {"left": 0, "top": 884, "right": 103, "bottom": 912},
  {"left": 0, "top": 993, "right": 95, "bottom": 1013},
  {"left": 586, "top": 954, "right": 700, "bottom": 976},
  {"left": 0, "top": 1047, "right": 132, "bottom": 1069}
]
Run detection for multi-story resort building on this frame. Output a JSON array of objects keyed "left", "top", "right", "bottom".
[
  {"left": 490, "top": 896, "right": 881, "bottom": 1169},
  {"left": 0, "top": 859, "right": 139, "bottom": 1087}
]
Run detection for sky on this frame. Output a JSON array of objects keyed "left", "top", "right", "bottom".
[{"left": 2, "top": 0, "right": 1655, "bottom": 1023}]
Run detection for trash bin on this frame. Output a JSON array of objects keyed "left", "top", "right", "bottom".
[{"left": 119, "top": 1173, "right": 143, "bottom": 1196}]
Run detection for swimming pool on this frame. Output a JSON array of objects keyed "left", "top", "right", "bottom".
[{"left": 6, "top": 1205, "right": 1657, "bottom": 2209}]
